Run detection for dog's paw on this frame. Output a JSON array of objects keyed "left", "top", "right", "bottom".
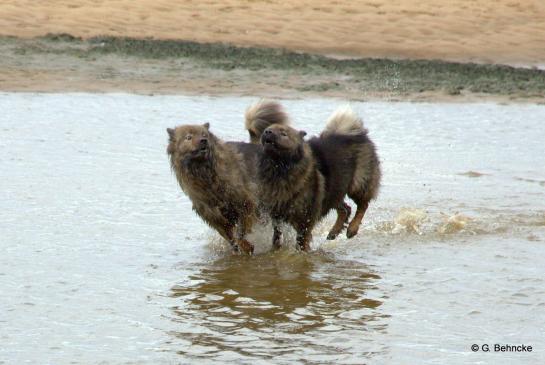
[
  {"left": 326, "top": 231, "right": 338, "bottom": 240},
  {"left": 346, "top": 229, "right": 358, "bottom": 239},
  {"left": 238, "top": 239, "right": 254, "bottom": 255}
]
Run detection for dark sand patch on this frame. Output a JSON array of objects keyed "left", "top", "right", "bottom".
[{"left": 1, "top": 35, "right": 545, "bottom": 102}]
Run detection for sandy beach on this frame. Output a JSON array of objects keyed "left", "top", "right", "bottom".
[{"left": 2, "top": 0, "right": 545, "bottom": 66}]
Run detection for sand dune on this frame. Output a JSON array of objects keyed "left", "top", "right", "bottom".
[{"left": 1, "top": 1, "right": 545, "bottom": 66}]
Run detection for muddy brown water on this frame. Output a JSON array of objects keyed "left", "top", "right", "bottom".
[{"left": 1, "top": 93, "right": 544, "bottom": 364}]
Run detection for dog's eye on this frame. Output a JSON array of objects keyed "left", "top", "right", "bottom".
[
  {"left": 280, "top": 131, "right": 287, "bottom": 137},
  {"left": 185, "top": 135, "right": 192, "bottom": 141}
]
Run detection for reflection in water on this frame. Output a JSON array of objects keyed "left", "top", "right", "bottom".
[{"left": 169, "top": 251, "right": 387, "bottom": 363}]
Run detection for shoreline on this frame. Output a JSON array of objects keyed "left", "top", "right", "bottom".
[{"left": 1, "top": 35, "right": 545, "bottom": 104}]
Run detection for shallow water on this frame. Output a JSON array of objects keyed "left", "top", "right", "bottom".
[{"left": 1, "top": 93, "right": 544, "bottom": 364}]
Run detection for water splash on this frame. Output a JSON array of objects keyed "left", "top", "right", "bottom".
[{"left": 437, "top": 213, "right": 472, "bottom": 234}]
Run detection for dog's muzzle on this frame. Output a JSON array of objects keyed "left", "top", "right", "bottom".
[
  {"left": 192, "top": 138, "right": 209, "bottom": 158},
  {"left": 199, "top": 138, "right": 208, "bottom": 150},
  {"left": 261, "top": 131, "right": 277, "bottom": 147}
]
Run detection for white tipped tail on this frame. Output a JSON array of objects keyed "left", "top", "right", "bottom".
[
  {"left": 245, "top": 99, "right": 289, "bottom": 131},
  {"left": 321, "top": 105, "right": 365, "bottom": 136}
]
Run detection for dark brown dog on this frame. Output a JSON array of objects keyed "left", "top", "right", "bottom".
[
  {"left": 258, "top": 106, "right": 381, "bottom": 251},
  {"left": 167, "top": 123, "right": 257, "bottom": 254},
  {"left": 245, "top": 99, "right": 353, "bottom": 240}
]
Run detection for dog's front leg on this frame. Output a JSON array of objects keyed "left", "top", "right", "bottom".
[
  {"left": 214, "top": 224, "right": 240, "bottom": 253},
  {"left": 235, "top": 211, "right": 255, "bottom": 255},
  {"left": 295, "top": 225, "right": 313, "bottom": 252},
  {"left": 195, "top": 206, "right": 240, "bottom": 253},
  {"left": 272, "top": 222, "right": 282, "bottom": 250}
]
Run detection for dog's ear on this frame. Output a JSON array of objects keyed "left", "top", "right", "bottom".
[
  {"left": 203, "top": 122, "right": 210, "bottom": 130},
  {"left": 299, "top": 130, "right": 307, "bottom": 139},
  {"left": 167, "top": 128, "right": 176, "bottom": 142}
]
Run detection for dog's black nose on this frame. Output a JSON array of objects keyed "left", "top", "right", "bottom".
[
  {"left": 264, "top": 129, "right": 272, "bottom": 135},
  {"left": 199, "top": 138, "right": 208, "bottom": 146}
]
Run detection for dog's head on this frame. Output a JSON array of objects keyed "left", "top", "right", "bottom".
[
  {"left": 167, "top": 123, "right": 215, "bottom": 166},
  {"left": 261, "top": 124, "right": 307, "bottom": 159},
  {"left": 245, "top": 99, "right": 289, "bottom": 144}
]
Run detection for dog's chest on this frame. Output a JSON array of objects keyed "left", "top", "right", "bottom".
[
  {"left": 185, "top": 178, "right": 230, "bottom": 205},
  {"left": 263, "top": 181, "right": 311, "bottom": 220}
]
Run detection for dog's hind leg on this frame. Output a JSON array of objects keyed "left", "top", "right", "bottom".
[
  {"left": 345, "top": 145, "right": 381, "bottom": 239},
  {"left": 327, "top": 202, "right": 352, "bottom": 240},
  {"left": 346, "top": 199, "right": 369, "bottom": 239}
]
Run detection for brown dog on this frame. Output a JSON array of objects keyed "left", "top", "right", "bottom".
[
  {"left": 245, "top": 99, "right": 353, "bottom": 240},
  {"left": 167, "top": 123, "right": 257, "bottom": 254},
  {"left": 258, "top": 106, "right": 381, "bottom": 251}
]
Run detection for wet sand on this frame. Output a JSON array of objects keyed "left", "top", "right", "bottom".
[{"left": 1, "top": 36, "right": 545, "bottom": 103}]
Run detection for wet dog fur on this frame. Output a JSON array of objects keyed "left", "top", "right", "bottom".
[
  {"left": 167, "top": 123, "right": 257, "bottom": 254},
  {"left": 165, "top": 100, "right": 284, "bottom": 252},
  {"left": 245, "top": 99, "right": 354, "bottom": 241},
  {"left": 258, "top": 106, "right": 381, "bottom": 251}
]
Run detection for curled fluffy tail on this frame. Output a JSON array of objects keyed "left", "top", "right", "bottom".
[
  {"left": 245, "top": 99, "right": 289, "bottom": 140},
  {"left": 321, "top": 105, "right": 366, "bottom": 137}
]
